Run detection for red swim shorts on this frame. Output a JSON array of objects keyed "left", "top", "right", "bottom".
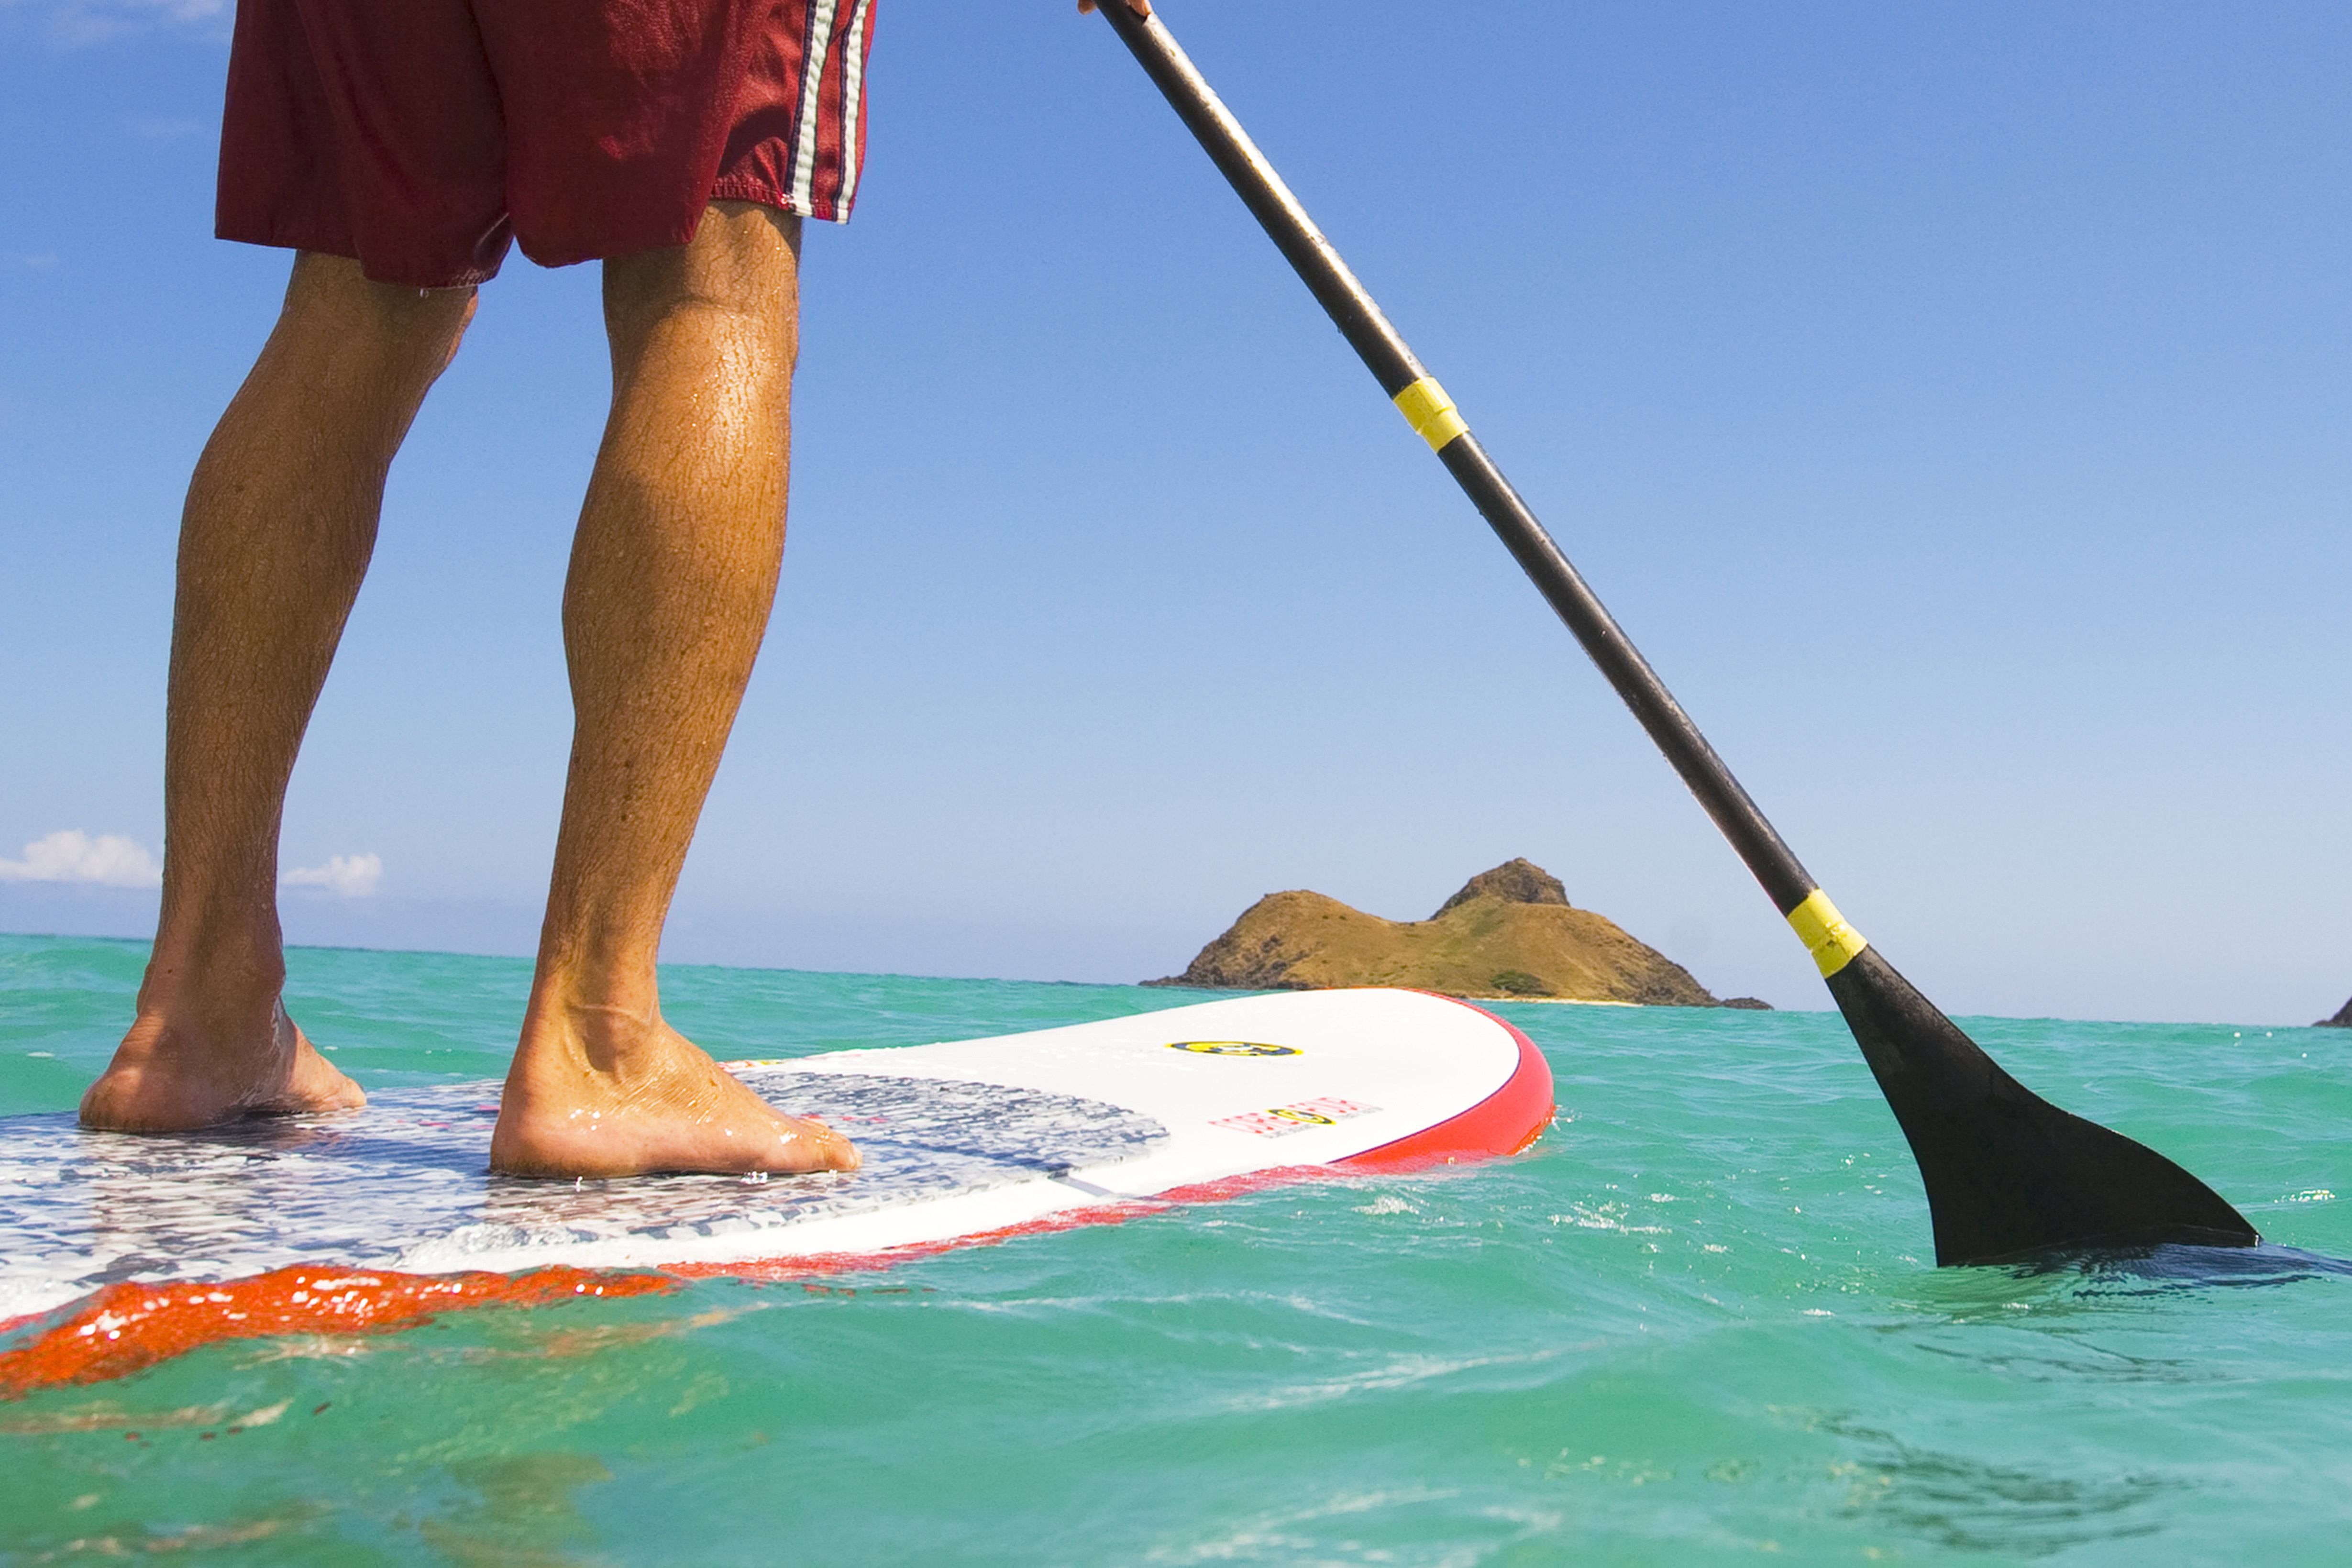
[{"left": 216, "top": 0, "right": 879, "bottom": 289}]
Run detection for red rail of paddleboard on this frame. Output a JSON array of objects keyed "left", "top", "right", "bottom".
[
  {"left": 0, "top": 1266, "right": 676, "bottom": 1399},
  {"left": 1340, "top": 1000, "right": 1554, "bottom": 1172},
  {"left": 0, "top": 1006, "right": 1553, "bottom": 1397}
]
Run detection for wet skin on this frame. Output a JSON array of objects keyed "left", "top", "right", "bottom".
[{"left": 80, "top": 203, "right": 858, "bottom": 1178}]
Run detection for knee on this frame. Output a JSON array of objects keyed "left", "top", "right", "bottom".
[
  {"left": 429, "top": 290, "right": 478, "bottom": 379},
  {"left": 380, "top": 280, "right": 476, "bottom": 388},
  {"left": 280, "top": 252, "right": 477, "bottom": 388},
  {"left": 602, "top": 204, "right": 801, "bottom": 362}
]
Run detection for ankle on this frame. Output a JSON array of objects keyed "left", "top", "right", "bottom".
[
  {"left": 524, "top": 944, "right": 662, "bottom": 1034},
  {"left": 144, "top": 903, "right": 287, "bottom": 994},
  {"left": 516, "top": 988, "right": 673, "bottom": 1081}
]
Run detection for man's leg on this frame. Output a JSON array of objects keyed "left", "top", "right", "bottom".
[
  {"left": 84, "top": 256, "right": 475, "bottom": 1131},
  {"left": 489, "top": 203, "right": 856, "bottom": 1177}
]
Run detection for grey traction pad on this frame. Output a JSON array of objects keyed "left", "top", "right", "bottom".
[{"left": 0, "top": 1071, "right": 1169, "bottom": 1321}]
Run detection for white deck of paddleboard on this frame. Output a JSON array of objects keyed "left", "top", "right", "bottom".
[{"left": 0, "top": 989, "right": 1528, "bottom": 1323}]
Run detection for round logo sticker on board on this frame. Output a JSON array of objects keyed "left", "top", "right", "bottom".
[{"left": 1167, "top": 1041, "right": 1300, "bottom": 1057}]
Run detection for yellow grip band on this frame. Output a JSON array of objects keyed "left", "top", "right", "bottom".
[
  {"left": 1787, "top": 889, "right": 1868, "bottom": 978},
  {"left": 1393, "top": 376, "right": 1469, "bottom": 452}
]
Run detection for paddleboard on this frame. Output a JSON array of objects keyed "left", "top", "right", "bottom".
[{"left": 0, "top": 988, "right": 1550, "bottom": 1373}]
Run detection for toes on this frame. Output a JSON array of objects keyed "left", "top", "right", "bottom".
[{"left": 801, "top": 1121, "right": 860, "bottom": 1172}]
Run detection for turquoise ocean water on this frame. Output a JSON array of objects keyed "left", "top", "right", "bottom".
[{"left": 3, "top": 929, "right": 2350, "bottom": 1565}]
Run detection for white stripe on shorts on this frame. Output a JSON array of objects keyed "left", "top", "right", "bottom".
[
  {"left": 788, "top": 0, "right": 842, "bottom": 214},
  {"left": 835, "top": 0, "right": 874, "bottom": 212}
]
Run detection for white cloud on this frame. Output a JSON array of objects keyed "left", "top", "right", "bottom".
[
  {"left": 282, "top": 852, "right": 382, "bottom": 898},
  {"left": 0, "top": 830, "right": 162, "bottom": 888},
  {"left": 0, "top": 834, "right": 386, "bottom": 897}
]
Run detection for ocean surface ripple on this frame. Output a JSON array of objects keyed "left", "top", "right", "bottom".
[{"left": 3, "top": 933, "right": 2348, "bottom": 1565}]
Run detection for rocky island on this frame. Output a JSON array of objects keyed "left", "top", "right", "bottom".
[
  {"left": 2319, "top": 997, "right": 2352, "bottom": 1028},
  {"left": 1149, "top": 858, "right": 1766, "bottom": 1008}
]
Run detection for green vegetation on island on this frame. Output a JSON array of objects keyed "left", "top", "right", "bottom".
[{"left": 1150, "top": 859, "right": 1767, "bottom": 1009}]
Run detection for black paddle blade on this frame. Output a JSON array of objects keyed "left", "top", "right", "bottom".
[
  {"left": 1085, "top": 2, "right": 2254, "bottom": 1267},
  {"left": 1823, "top": 948, "right": 2258, "bottom": 1265}
]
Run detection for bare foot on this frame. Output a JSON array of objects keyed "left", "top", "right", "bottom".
[
  {"left": 490, "top": 1005, "right": 858, "bottom": 1178},
  {"left": 82, "top": 996, "right": 367, "bottom": 1131}
]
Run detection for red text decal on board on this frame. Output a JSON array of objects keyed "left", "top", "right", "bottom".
[{"left": 1210, "top": 1096, "right": 1379, "bottom": 1137}]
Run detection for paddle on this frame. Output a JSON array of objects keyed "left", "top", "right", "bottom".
[{"left": 1087, "top": 0, "right": 2257, "bottom": 1265}]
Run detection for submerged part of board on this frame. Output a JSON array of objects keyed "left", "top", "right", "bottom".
[{"left": 0, "top": 989, "right": 1552, "bottom": 1340}]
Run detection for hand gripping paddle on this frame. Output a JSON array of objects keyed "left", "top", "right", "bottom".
[{"left": 1089, "top": 1, "right": 2255, "bottom": 1265}]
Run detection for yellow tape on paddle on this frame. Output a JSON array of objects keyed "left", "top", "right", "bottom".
[
  {"left": 1787, "top": 889, "right": 1868, "bottom": 978},
  {"left": 1393, "top": 376, "right": 1469, "bottom": 452}
]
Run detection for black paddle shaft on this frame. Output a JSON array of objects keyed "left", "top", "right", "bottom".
[
  {"left": 1094, "top": 1, "right": 2258, "bottom": 1263},
  {"left": 1097, "top": 9, "right": 1810, "bottom": 916}
]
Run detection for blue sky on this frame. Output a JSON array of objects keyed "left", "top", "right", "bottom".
[{"left": 2, "top": 0, "right": 2345, "bottom": 1025}]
